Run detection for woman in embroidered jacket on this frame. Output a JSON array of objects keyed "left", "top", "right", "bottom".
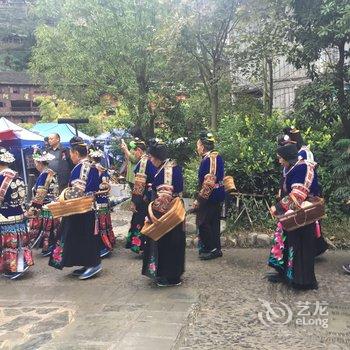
[
  {"left": 125, "top": 140, "right": 156, "bottom": 254},
  {"left": 0, "top": 148, "right": 33, "bottom": 279},
  {"left": 49, "top": 138, "right": 101, "bottom": 280},
  {"left": 278, "top": 127, "right": 328, "bottom": 257},
  {"left": 142, "top": 139, "right": 185, "bottom": 287},
  {"left": 89, "top": 148, "right": 115, "bottom": 258},
  {"left": 29, "top": 149, "right": 60, "bottom": 257},
  {"left": 269, "top": 143, "right": 319, "bottom": 290},
  {"left": 193, "top": 131, "right": 225, "bottom": 261}
]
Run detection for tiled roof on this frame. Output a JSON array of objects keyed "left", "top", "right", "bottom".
[{"left": 0, "top": 71, "right": 40, "bottom": 85}]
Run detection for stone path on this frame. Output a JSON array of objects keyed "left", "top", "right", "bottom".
[
  {"left": 0, "top": 303, "right": 73, "bottom": 349},
  {"left": 179, "top": 249, "right": 350, "bottom": 350},
  {"left": 0, "top": 250, "right": 198, "bottom": 350},
  {"left": 1, "top": 243, "right": 349, "bottom": 349}
]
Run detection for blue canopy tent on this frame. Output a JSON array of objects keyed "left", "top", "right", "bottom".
[
  {"left": 31, "top": 123, "right": 93, "bottom": 147},
  {"left": 0, "top": 117, "right": 44, "bottom": 185}
]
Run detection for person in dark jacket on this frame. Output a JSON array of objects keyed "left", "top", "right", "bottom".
[
  {"left": 268, "top": 144, "right": 319, "bottom": 290},
  {"left": 193, "top": 131, "right": 225, "bottom": 261},
  {"left": 142, "top": 139, "right": 185, "bottom": 287},
  {"left": 49, "top": 137, "right": 101, "bottom": 280},
  {"left": 47, "top": 133, "right": 73, "bottom": 192}
]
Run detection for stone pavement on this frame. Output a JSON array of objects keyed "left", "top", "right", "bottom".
[
  {"left": 0, "top": 250, "right": 198, "bottom": 350},
  {"left": 1, "top": 246, "right": 350, "bottom": 349},
  {"left": 179, "top": 249, "right": 350, "bottom": 350}
]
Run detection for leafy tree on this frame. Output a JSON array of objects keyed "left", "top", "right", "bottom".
[
  {"left": 0, "top": 0, "right": 36, "bottom": 70},
  {"left": 163, "top": 0, "right": 241, "bottom": 131},
  {"left": 30, "top": 0, "right": 168, "bottom": 135},
  {"left": 230, "top": 0, "right": 291, "bottom": 116},
  {"left": 331, "top": 138, "right": 350, "bottom": 211},
  {"left": 292, "top": 74, "right": 346, "bottom": 129},
  {"left": 289, "top": 0, "right": 350, "bottom": 137},
  {"left": 217, "top": 111, "right": 284, "bottom": 197}
]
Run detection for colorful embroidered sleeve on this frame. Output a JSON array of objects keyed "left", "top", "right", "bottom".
[
  {"left": 151, "top": 163, "right": 183, "bottom": 214},
  {"left": 132, "top": 157, "right": 148, "bottom": 197},
  {"left": 276, "top": 163, "right": 314, "bottom": 213},
  {"left": 70, "top": 162, "right": 91, "bottom": 193},
  {"left": 198, "top": 154, "right": 217, "bottom": 201},
  {"left": 31, "top": 172, "right": 49, "bottom": 209}
]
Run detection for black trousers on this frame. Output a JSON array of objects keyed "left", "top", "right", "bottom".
[{"left": 197, "top": 201, "right": 222, "bottom": 252}]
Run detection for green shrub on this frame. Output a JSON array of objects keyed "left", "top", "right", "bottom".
[
  {"left": 183, "top": 157, "right": 200, "bottom": 198},
  {"left": 217, "top": 111, "right": 284, "bottom": 197}
]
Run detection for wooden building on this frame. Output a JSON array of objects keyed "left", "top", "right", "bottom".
[{"left": 0, "top": 71, "right": 47, "bottom": 124}]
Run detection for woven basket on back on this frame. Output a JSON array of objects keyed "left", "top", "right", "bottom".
[
  {"left": 46, "top": 188, "right": 94, "bottom": 219},
  {"left": 141, "top": 197, "right": 186, "bottom": 241},
  {"left": 224, "top": 175, "right": 236, "bottom": 193},
  {"left": 278, "top": 197, "right": 325, "bottom": 231}
]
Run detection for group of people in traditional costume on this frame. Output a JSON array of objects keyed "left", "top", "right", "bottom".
[
  {"left": 0, "top": 135, "right": 115, "bottom": 280},
  {"left": 0, "top": 126, "right": 340, "bottom": 290}
]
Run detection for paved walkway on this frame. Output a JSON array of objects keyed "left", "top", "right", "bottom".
[
  {"left": 0, "top": 250, "right": 198, "bottom": 350},
  {"left": 0, "top": 246, "right": 349, "bottom": 349}
]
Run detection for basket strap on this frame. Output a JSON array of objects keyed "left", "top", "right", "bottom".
[
  {"left": 59, "top": 188, "right": 67, "bottom": 202},
  {"left": 138, "top": 157, "right": 148, "bottom": 175},
  {"left": 209, "top": 152, "right": 218, "bottom": 176},
  {"left": 148, "top": 202, "right": 159, "bottom": 223},
  {"left": 71, "top": 161, "right": 91, "bottom": 193},
  {"left": 164, "top": 163, "right": 173, "bottom": 186}
]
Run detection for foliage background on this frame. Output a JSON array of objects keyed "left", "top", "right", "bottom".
[{"left": 2, "top": 0, "right": 349, "bottom": 239}]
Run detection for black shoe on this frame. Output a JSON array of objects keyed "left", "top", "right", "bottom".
[
  {"left": 3, "top": 265, "right": 30, "bottom": 280},
  {"left": 200, "top": 249, "right": 222, "bottom": 260},
  {"left": 156, "top": 277, "right": 182, "bottom": 287},
  {"left": 267, "top": 273, "right": 284, "bottom": 283},
  {"left": 78, "top": 264, "right": 102, "bottom": 280},
  {"left": 342, "top": 264, "right": 350, "bottom": 274},
  {"left": 215, "top": 250, "right": 223, "bottom": 258},
  {"left": 72, "top": 267, "right": 87, "bottom": 276},
  {"left": 100, "top": 248, "right": 110, "bottom": 258},
  {"left": 42, "top": 247, "right": 53, "bottom": 257}
]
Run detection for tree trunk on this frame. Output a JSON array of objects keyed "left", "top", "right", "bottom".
[
  {"left": 262, "top": 59, "right": 269, "bottom": 116},
  {"left": 148, "top": 113, "right": 156, "bottom": 138},
  {"left": 335, "top": 41, "right": 350, "bottom": 138},
  {"left": 210, "top": 82, "right": 219, "bottom": 131},
  {"left": 136, "top": 61, "right": 149, "bottom": 128},
  {"left": 267, "top": 58, "right": 274, "bottom": 117}
]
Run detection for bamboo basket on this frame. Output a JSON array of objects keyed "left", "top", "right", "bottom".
[
  {"left": 224, "top": 175, "right": 236, "bottom": 193},
  {"left": 278, "top": 197, "right": 325, "bottom": 231},
  {"left": 46, "top": 187, "right": 110, "bottom": 219},
  {"left": 46, "top": 189, "right": 93, "bottom": 219},
  {"left": 141, "top": 197, "right": 186, "bottom": 241}
]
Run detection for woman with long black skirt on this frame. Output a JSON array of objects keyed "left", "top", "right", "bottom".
[
  {"left": 268, "top": 143, "right": 320, "bottom": 290},
  {"left": 49, "top": 138, "right": 101, "bottom": 280},
  {"left": 125, "top": 140, "right": 156, "bottom": 255},
  {"left": 142, "top": 139, "right": 185, "bottom": 287},
  {"left": 280, "top": 127, "right": 328, "bottom": 256}
]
